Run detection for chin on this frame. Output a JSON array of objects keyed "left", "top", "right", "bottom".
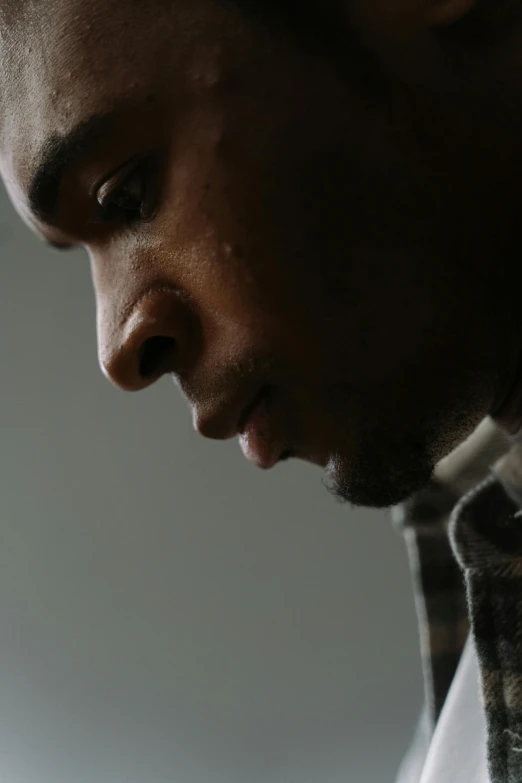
[{"left": 323, "top": 449, "right": 435, "bottom": 509}]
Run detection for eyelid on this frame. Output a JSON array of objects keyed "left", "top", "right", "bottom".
[{"left": 95, "top": 156, "right": 141, "bottom": 207}]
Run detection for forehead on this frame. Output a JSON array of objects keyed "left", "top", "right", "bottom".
[{"left": 0, "top": 0, "right": 229, "bottom": 198}]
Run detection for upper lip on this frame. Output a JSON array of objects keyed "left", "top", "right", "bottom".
[{"left": 191, "top": 381, "right": 271, "bottom": 441}]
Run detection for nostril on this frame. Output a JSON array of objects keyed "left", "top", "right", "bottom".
[{"left": 139, "top": 336, "right": 177, "bottom": 379}]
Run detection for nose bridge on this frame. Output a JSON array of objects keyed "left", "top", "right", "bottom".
[{"left": 96, "top": 283, "right": 194, "bottom": 392}]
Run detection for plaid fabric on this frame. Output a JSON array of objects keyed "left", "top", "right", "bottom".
[{"left": 392, "top": 417, "right": 520, "bottom": 782}]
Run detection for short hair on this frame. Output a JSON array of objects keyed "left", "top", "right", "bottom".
[{"left": 228, "top": 0, "right": 387, "bottom": 97}]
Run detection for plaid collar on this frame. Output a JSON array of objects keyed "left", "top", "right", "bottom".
[{"left": 392, "top": 417, "right": 522, "bottom": 782}]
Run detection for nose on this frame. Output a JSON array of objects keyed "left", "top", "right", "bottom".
[{"left": 99, "top": 287, "right": 194, "bottom": 392}]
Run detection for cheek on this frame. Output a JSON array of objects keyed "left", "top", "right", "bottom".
[
  {"left": 150, "top": 163, "right": 316, "bottom": 342},
  {"left": 143, "top": 68, "right": 500, "bottom": 370}
]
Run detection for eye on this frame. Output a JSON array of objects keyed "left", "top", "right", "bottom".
[{"left": 95, "top": 158, "right": 156, "bottom": 225}]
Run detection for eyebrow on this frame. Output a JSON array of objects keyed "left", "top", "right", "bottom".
[{"left": 28, "top": 111, "right": 119, "bottom": 227}]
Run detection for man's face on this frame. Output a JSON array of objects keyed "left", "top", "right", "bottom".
[{"left": 2, "top": 0, "right": 522, "bottom": 507}]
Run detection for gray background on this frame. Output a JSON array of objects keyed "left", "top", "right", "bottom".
[{"left": 0, "top": 183, "right": 422, "bottom": 783}]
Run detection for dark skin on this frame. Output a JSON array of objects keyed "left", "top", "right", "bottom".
[{"left": 2, "top": 0, "right": 522, "bottom": 507}]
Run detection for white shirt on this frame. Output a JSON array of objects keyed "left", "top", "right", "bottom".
[{"left": 397, "top": 637, "right": 490, "bottom": 783}]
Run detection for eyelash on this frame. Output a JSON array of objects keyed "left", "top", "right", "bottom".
[{"left": 95, "top": 160, "right": 155, "bottom": 226}]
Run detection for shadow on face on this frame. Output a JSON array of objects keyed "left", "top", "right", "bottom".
[{"left": 2, "top": 0, "right": 522, "bottom": 506}]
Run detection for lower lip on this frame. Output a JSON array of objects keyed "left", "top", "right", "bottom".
[{"left": 239, "top": 390, "right": 283, "bottom": 470}]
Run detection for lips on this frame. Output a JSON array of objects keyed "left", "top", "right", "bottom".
[
  {"left": 190, "top": 376, "right": 288, "bottom": 469},
  {"left": 238, "top": 386, "right": 283, "bottom": 470}
]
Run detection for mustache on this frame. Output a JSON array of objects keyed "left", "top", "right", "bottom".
[{"left": 176, "top": 348, "right": 277, "bottom": 410}]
